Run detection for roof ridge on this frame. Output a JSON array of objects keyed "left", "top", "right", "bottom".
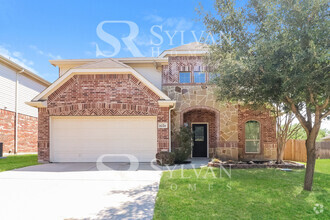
[
  {"left": 72, "top": 58, "right": 130, "bottom": 69},
  {"left": 106, "top": 58, "right": 131, "bottom": 68}
]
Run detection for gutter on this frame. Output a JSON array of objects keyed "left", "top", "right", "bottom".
[{"left": 14, "top": 69, "right": 24, "bottom": 154}]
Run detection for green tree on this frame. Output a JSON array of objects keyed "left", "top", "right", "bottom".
[
  {"left": 198, "top": 0, "right": 329, "bottom": 191},
  {"left": 173, "top": 126, "right": 193, "bottom": 163},
  {"left": 291, "top": 125, "right": 329, "bottom": 141},
  {"left": 274, "top": 104, "right": 301, "bottom": 164}
]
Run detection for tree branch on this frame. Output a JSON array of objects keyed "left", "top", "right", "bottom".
[
  {"left": 285, "top": 96, "right": 311, "bottom": 133},
  {"left": 320, "top": 110, "right": 330, "bottom": 120},
  {"left": 319, "top": 96, "right": 329, "bottom": 111}
]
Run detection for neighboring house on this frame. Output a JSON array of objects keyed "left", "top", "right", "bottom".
[
  {"left": 321, "top": 134, "right": 330, "bottom": 142},
  {"left": 28, "top": 42, "right": 276, "bottom": 163},
  {"left": 0, "top": 55, "right": 50, "bottom": 154}
]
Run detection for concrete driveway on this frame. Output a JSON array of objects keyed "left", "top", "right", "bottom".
[{"left": 0, "top": 163, "right": 163, "bottom": 220}]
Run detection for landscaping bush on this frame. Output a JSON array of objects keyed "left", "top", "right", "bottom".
[
  {"left": 173, "top": 126, "right": 193, "bottom": 163},
  {"left": 156, "top": 152, "right": 175, "bottom": 166}
]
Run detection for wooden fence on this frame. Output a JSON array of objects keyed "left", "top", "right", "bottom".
[
  {"left": 316, "top": 142, "right": 330, "bottom": 159},
  {"left": 283, "top": 139, "right": 330, "bottom": 162},
  {"left": 283, "top": 140, "right": 307, "bottom": 162}
]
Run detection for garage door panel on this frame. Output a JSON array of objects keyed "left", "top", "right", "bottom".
[{"left": 50, "top": 116, "right": 157, "bottom": 162}]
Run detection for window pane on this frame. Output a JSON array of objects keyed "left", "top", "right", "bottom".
[
  {"left": 194, "top": 126, "right": 204, "bottom": 141},
  {"left": 246, "top": 141, "right": 260, "bottom": 153},
  {"left": 245, "top": 121, "right": 260, "bottom": 153},
  {"left": 245, "top": 121, "right": 260, "bottom": 139},
  {"left": 179, "top": 72, "right": 191, "bottom": 83},
  {"left": 194, "top": 71, "right": 206, "bottom": 83}
]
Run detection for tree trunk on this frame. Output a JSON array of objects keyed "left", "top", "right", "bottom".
[
  {"left": 276, "top": 139, "right": 285, "bottom": 164},
  {"left": 304, "top": 136, "right": 317, "bottom": 191}
]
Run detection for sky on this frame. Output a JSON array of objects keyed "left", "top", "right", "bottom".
[
  {"left": 0, "top": 0, "right": 220, "bottom": 82},
  {"left": 0, "top": 0, "right": 328, "bottom": 130}
]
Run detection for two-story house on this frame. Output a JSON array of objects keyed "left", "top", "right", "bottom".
[
  {"left": 28, "top": 42, "right": 276, "bottom": 163},
  {"left": 0, "top": 55, "right": 50, "bottom": 154}
]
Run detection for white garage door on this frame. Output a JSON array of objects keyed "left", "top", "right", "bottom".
[{"left": 50, "top": 116, "right": 157, "bottom": 162}]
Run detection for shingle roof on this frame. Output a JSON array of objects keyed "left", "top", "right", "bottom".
[
  {"left": 158, "top": 42, "right": 209, "bottom": 57},
  {"left": 165, "top": 42, "right": 209, "bottom": 51},
  {"left": 73, "top": 58, "right": 130, "bottom": 69}
]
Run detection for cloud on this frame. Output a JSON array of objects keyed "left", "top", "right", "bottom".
[
  {"left": 162, "top": 17, "right": 194, "bottom": 31},
  {"left": 0, "top": 45, "right": 38, "bottom": 73},
  {"left": 143, "top": 14, "right": 164, "bottom": 23},
  {"left": 134, "top": 33, "right": 153, "bottom": 47},
  {"left": 144, "top": 14, "right": 194, "bottom": 31},
  {"left": 29, "top": 45, "right": 63, "bottom": 59}
]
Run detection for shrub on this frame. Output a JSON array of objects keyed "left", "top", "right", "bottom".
[
  {"left": 173, "top": 126, "right": 193, "bottom": 163},
  {"left": 156, "top": 152, "right": 175, "bottom": 166}
]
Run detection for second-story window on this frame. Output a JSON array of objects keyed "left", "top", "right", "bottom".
[
  {"left": 194, "top": 71, "right": 206, "bottom": 83},
  {"left": 179, "top": 72, "right": 191, "bottom": 83}
]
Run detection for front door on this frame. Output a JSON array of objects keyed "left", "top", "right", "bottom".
[{"left": 192, "top": 124, "right": 207, "bottom": 157}]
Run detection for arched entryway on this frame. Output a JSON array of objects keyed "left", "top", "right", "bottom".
[{"left": 180, "top": 106, "right": 220, "bottom": 158}]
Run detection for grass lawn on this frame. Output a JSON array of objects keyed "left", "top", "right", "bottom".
[
  {"left": 154, "top": 159, "right": 330, "bottom": 219},
  {"left": 0, "top": 154, "right": 39, "bottom": 172}
]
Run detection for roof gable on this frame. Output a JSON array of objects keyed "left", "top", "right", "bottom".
[
  {"left": 30, "top": 59, "right": 171, "bottom": 102},
  {"left": 158, "top": 42, "right": 209, "bottom": 57}
]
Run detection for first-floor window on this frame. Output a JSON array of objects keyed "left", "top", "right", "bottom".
[
  {"left": 245, "top": 120, "right": 260, "bottom": 153},
  {"left": 179, "top": 72, "right": 191, "bottom": 83}
]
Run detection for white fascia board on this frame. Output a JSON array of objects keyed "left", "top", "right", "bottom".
[
  {"left": 158, "top": 100, "right": 176, "bottom": 107},
  {"left": 25, "top": 101, "right": 47, "bottom": 108},
  {"left": 158, "top": 50, "right": 208, "bottom": 58}
]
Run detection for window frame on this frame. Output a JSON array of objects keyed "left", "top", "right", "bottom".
[
  {"left": 193, "top": 71, "right": 206, "bottom": 83},
  {"left": 179, "top": 71, "right": 191, "bottom": 84},
  {"left": 244, "top": 120, "right": 261, "bottom": 153}
]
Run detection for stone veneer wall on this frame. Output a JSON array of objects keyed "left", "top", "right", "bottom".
[
  {"left": 162, "top": 55, "right": 276, "bottom": 161},
  {"left": 163, "top": 85, "right": 239, "bottom": 160},
  {"left": 0, "top": 109, "right": 38, "bottom": 153},
  {"left": 37, "top": 74, "right": 170, "bottom": 162},
  {"left": 162, "top": 55, "right": 239, "bottom": 160}
]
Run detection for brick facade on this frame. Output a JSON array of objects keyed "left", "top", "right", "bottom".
[
  {"left": 238, "top": 106, "right": 277, "bottom": 160},
  {"left": 35, "top": 54, "right": 277, "bottom": 162},
  {"left": 162, "top": 56, "right": 207, "bottom": 85},
  {"left": 183, "top": 108, "right": 217, "bottom": 155},
  {"left": 0, "top": 109, "right": 38, "bottom": 153},
  {"left": 37, "top": 74, "right": 170, "bottom": 162}
]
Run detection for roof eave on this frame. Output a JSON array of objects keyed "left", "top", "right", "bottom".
[
  {"left": 158, "top": 50, "right": 208, "bottom": 58},
  {"left": 0, "top": 55, "right": 51, "bottom": 86}
]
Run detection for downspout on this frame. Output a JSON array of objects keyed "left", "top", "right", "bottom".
[
  {"left": 168, "top": 104, "right": 175, "bottom": 152},
  {"left": 14, "top": 69, "right": 24, "bottom": 154}
]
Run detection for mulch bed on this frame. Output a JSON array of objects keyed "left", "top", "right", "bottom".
[{"left": 208, "top": 160, "right": 305, "bottom": 169}]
